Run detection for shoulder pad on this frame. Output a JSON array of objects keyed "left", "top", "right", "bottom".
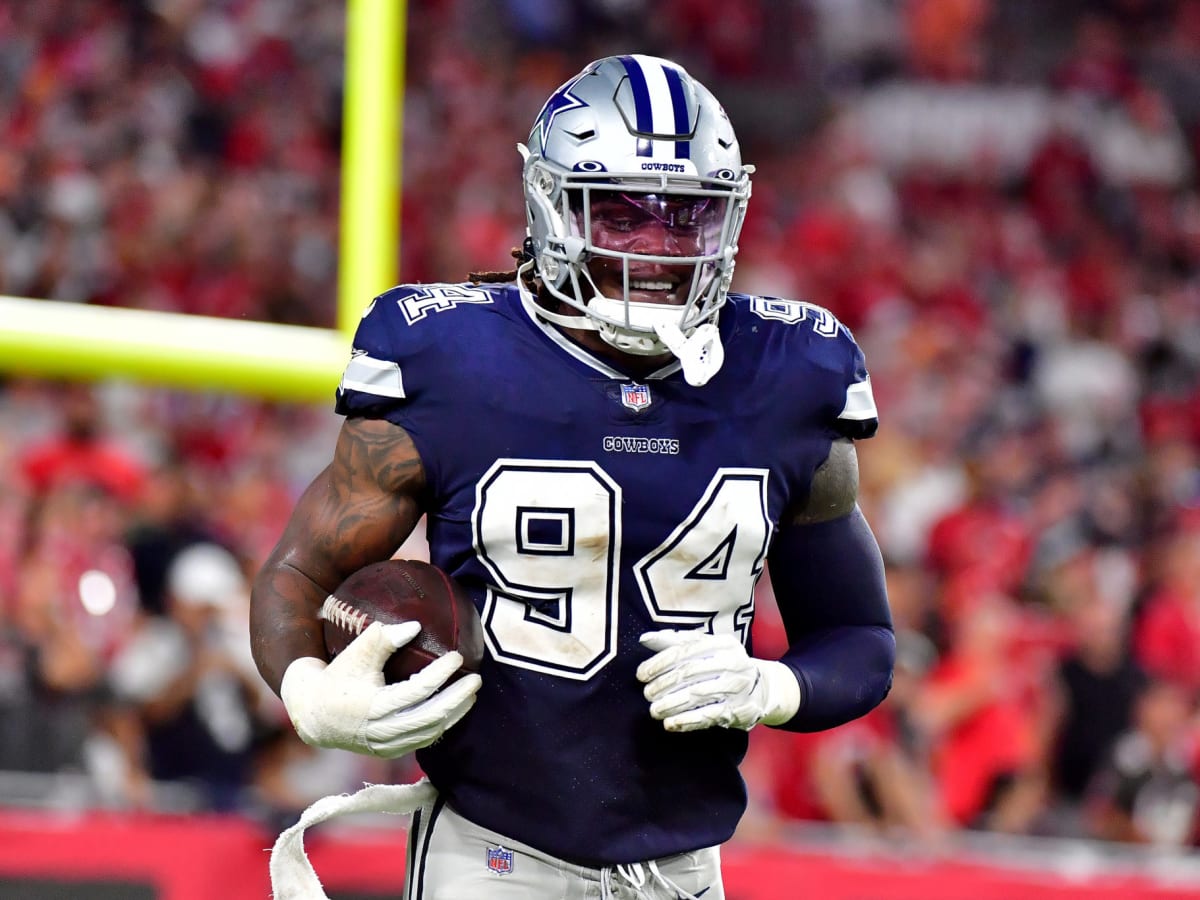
[
  {"left": 737, "top": 293, "right": 879, "bottom": 439},
  {"left": 335, "top": 283, "right": 501, "bottom": 417}
]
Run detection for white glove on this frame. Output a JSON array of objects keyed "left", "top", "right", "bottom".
[
  {"left": 280, "top": 620, "right": 482, "bottom": 758},
  {"left": 637, "top": 630, "right": 801, "bottom": 732}
]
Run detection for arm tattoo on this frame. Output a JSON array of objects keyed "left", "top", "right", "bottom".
[
  {"left": 250, "top": 417, "right": 426, "bottom": 693},
  {"left": 312, "top": 417, "right": 425, "bottom": 574},
  {"left": 788, "top": 439, "right": 859, "bottom": 525}
]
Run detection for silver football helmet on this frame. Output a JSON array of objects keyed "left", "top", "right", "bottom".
[{"left": 519, "top": 54, "right": 752, "bottom": 385}]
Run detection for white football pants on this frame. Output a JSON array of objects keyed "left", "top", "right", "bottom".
[{"left": 404, "top": 792, "right": 726, "bottom": 900}]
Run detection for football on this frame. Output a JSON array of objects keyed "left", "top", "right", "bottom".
[{"left": 320, "top": 558, "right": 484, "bottom": 684}]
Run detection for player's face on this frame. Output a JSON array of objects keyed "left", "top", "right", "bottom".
[{"left": 583, "top": 191, "right": 726, "bottom": 306}]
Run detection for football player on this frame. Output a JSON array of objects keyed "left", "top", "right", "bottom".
[{"left": 252, "top": 54, "right": 895, "bottom": 900}]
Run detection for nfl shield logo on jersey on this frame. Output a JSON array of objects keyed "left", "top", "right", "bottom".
[
  {"left": 620, "top": 383, "right": 652, "bottom": 412},
  {"left": 486, "top": 845, "right": 515, "bottom": 876}
]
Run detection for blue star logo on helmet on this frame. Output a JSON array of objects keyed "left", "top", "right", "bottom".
[{"left": 530, "top": 78, "right": 587, "bottom": 151}]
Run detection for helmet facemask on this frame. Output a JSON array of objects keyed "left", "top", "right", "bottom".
[{"left": 530, "top": 167, "right": 749, "bottom": 357}]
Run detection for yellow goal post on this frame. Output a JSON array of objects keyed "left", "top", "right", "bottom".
[{"left": 0, "top": 0, "right": 404, "bottom": 404}]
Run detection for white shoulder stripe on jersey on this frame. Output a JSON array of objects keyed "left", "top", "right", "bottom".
[
  {"left": 839, "top": 377, "right": 877, "bottom": 421},
  {"left": 341, "top": 353, "right": 406, "bottom": 399}
]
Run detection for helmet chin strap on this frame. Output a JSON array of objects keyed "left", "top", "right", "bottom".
[
  {"left": 517, "top": 260, "right": 725, "bottom": 385},
  {"left": 519, "top": 286, "right": 597, "bottom": 331},
  {"left": 517, "top": 263, "right": 599, "bottom": 333}
]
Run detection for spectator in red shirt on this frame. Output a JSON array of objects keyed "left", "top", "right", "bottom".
[
  {"left": 18, "top": 384, "right": 145, "bottom": 505},
  {"left": 925, "top": 427, "right": 1037, "bottom": 594},
  {"left": 916, "top": 578, "right": 1045, "bottom": 832},
  {"left": 1134, "top": 526, "right": 1200, "bottom": 693}
]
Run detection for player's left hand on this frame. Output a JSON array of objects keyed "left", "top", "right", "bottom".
[{"left": 637, "top": 630, "right": 802, "bottom": 732}]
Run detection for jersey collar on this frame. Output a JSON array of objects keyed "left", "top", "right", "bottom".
[{"left": 516, "top": 282, "right": 682, "bottom": 381}]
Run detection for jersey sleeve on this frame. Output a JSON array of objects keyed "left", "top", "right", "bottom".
[
  {"left": 835, "top": 337, "right": 878, "bottom": 441},
  {"left": 744, "top": 294, "right": 879, "bottom": 441},
  {"left": 334, "top": 283, "right": 496, "bottom": 421},
  {"left": 334, "top": 293, "right": 412, "bottom": 420},
  {"left": 806, "top": 301, "right": 879, "bottom": 441}
]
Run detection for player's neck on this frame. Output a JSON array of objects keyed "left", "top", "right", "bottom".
[
  {"left": 558, "top": 324, "right": 675, "bottom": 380},
  {"left": 535, "top": 287, "right": 676, "bottom": 379}
]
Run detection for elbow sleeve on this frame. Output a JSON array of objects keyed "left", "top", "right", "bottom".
[{"left": 766, "top": 507, "right": 895, "bottom": 732}]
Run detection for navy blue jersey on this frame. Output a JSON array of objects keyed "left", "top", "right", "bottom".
[{"left": 335, "top": 283, "right": 877, "bottom": 866}]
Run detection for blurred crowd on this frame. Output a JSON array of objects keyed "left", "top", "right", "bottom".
[{"left": 4, "top": 0, "right": 1200, "bottom": 854}]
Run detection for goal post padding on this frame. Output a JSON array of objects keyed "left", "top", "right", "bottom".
[
  {"left": 0, "top": 295, "right": 349, "bottom": 403},
  {"left": 339, "top": 0, "right": 403, "bottom": 338}
]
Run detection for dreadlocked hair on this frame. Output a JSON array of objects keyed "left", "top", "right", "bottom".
[
  {"left": 468, "top": 241, "right": 537, "bottom": 286},
  {"left": 468, "top": 248, "right": 524, "bottom": 284}
]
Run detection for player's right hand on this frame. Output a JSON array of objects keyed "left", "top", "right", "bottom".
[{"left": 279, "top": 621, "right": 482, "bottom": 758}]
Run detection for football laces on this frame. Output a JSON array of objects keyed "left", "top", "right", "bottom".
[{"left": 320, "top": 595, "right": 372, "bottom": 636}]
